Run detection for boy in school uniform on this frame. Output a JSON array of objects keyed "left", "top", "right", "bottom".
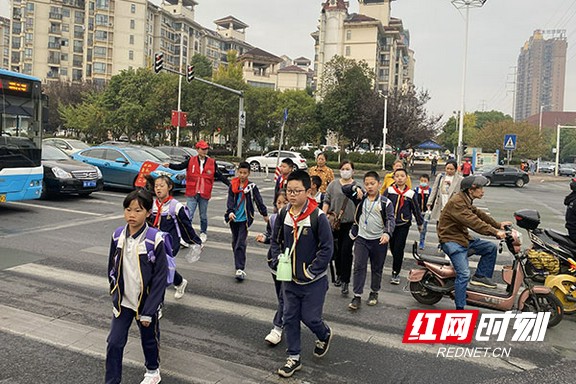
[
  {"left": 273, "top": 158, "right": 295, "bottom": 207},
  {"left": 105, "top": 189, "right": 169, "bottom": 384},
  {"left": 414, "top": 174, "right": 432, "bottom": 250},
  {"left": 383, "top": 168, "right": 423, "bottom": 285},
  {"left": 225, "top": 161, "right": 269, "bottom": 281},
  {"left": 310, "top": 175, "right": 324, "bottom": 204},
  {"left": 270, "top": 170, "right": 334, "bottom": 378},
  {"left": 343, "top": 171, "right": 396, "bottom": 310}
]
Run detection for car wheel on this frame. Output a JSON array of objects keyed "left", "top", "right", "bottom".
[
  {"left": 515, "top": 178, "right": 525, "bottom": 188},
  {"left": 485, "top": 177, "right": 491, "bottom": 186},
  {"left": 249, "top": 161, "right": 261, "bottom": 172}
]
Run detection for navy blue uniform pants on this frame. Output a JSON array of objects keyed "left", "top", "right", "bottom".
[
  {"left": 389, "top": 224, "right": 411, "bottom": 275},
  {"left": 230, "top": 221, "right": 248, "bottom": 270},
  {"left": 282, "top": 277, "right": 330, "bottom": 357},
  {"left": 105, "top": 306, "right": 160, "bottom": 384},
  {"left": 271, "top": 273, "right": 284, "bottom": 328},
  {"left": 352, "top": 237, "right": 388, "bottom": 295}
]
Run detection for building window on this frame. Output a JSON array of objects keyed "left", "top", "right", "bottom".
[
  {"left": 129, "top": 35, "right": 134, "bottom": 45},
  {"left": 94, "top": 46, "right": 106, "bottom": 57},
  {"left": 60, "top": 67, "right": 68, "bottom": 76},
  {"left": 62, "top": 9, "right": 70, "bottom": 17},
  {"left": 130, "top": 20, "right": 135, "bottom": 29},
  {"left": 62, "top": 23, "right": 69, "bottom": 32},
  {"left": 74, "top": 25, "right": 84, "bottom": 39},
  {"left": 345, "top": 46, "right": 350, "bottom": 56},
  {"left": 96, "top": 0, "right": 109, "bottom": 10},
  {"left": 95, "top": 14, "right": 108, "bottom": 26},
  {"left": 95, "top": 31, "right": 108, "bottom": 41},
  {"left": 129, "top": 50, "right": 134, "bottom": 60},
  {"left": 94, "top": 62, "right": 106, "bottom": 74},
  {"left": 25, "top": 33, "right": 33, "bottom": 43},
  {"left": 26, "top": 3, "right": 34, "bottom": 11},
  {"left": 24, "top": 48, "right": 33, "bottom": 58},
  {"left": 346, "top": 30, "right": 351, "bottom": 40},
  {"left": 61, "top": 53, "right": 68, "bottom": 61},
  {"left": 75, "top": 11, "right": 85, "bottom": 24},
  {"left": 74, "top": 40, "right": 83, "bottom": 53},
  {"left": 131, "top": 4, "right": 136, "bottom": 13},
  {"left": 72, "top": 69, "right": 82, "bottom": 81},
  {"left": 23, "top": 63, "right": 32, "bottom": 74}
]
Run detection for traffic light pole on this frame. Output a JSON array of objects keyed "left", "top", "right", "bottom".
[{"left": 194, "top": 77, "right": 245, "bottom": 158}]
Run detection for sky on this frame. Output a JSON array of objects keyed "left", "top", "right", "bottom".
[{"left": 3, "top": 0, "right": 575, "bottom": 120}]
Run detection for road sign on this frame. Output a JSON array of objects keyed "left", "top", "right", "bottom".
[
  {"left": 503, "top": 134, "right": 517, "bottom": 150},
  {"left": 239, "top": 111, "right": 246, "bottom": 129}
]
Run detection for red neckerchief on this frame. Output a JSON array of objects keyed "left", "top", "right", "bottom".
[
  {"left": 392, "top": 184, "right": 409, "bottom": 212},
  {"left": 153, "top": 196, "right": 173, "bottom": 227},
  {"left": 231, "top": 177, "right": 249, "bottom": 208},
  {"left": 278, "top": 174, "right": 288, "bottom": 189},
  {"left": 289, "top": 198, "right": 318, "bottom": 241},
  {"left": 419, "top": 186, "right": 429, "bottom": 208}
]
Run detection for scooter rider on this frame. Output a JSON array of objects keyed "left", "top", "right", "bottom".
[
  {"left": 437, "top": 175, "right": 511, "bottom": 310},
  {"left": 565, "top": 178, "right": 576, "bottom": 242}
]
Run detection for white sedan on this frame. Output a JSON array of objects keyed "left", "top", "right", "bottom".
[{"left": 245, "top": 150, "right": 308, "bottom": 172}]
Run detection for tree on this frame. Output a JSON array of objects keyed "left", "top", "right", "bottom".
[
  {"left": 44, "top": 80, "right": 101, "bottom": 132},
  {"left": 244, "top": 87, "right": 280, "bottom": 152},
  {"left": 470, "top": 120, "right": 548, "bottom": 159},
  {"left": 189, "top": 54, "right": 213, "bottom": 79},
  {"left": 276, "top": 90, "right": 319, "bottom": 149}
]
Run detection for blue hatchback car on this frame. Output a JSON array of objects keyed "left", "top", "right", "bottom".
[{"left": 71, "top": 145, "right": 186, "bottom": 189}]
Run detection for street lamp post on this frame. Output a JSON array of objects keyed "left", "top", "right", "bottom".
[
  {"left": 176, "top": 28, "right": 185, "bottom": 146},
  {"left": 451, "top": 0, "right": 488, "bottom": 165}
]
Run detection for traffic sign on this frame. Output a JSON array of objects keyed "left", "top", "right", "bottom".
[
  {"left": 503, "top": 134, "right": 517, "bottom": 150},
  {"left": 239, "top": 111, "right": 246, "bottom": 129}
]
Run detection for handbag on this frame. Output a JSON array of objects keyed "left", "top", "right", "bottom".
[
  {"left": 277, "top": 226, "right": 304, "bottom": 282},
  {"left": 327, "top": 197, "right": 349, "bottom": 231}
]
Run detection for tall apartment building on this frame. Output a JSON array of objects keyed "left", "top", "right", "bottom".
[
  {"left": 0, "top": 16, "right": 9, "bottom": 69},
  {"left": 7, "top": 0, "right": 309, "bottom": 91},
  {"left": 515, "top": 29, "right": 567, "bottom": 121},
  {"left": 312, "top": 0, "right": 415, "bottom": 95}
]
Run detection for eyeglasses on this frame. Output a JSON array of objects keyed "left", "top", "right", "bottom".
[{"left": 286, "top": 189, "right": 306, "bottom": 195}]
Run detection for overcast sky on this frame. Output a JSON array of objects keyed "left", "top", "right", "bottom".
[{"left": 3, "top": 0, "right": 575, "bottom": 120}]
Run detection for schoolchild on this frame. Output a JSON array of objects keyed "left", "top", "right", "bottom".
[
  {"left": 565, "top": 178, "right": 576, "bottom": 241},
  {"left": 105, "top": 189, "right": 169, "bottom": 384},
  {"left": 270, "top": 170, "right": 334, "bottom": 378},
  {"left": 414, "top": 174, "right": 432, "bottom": 249},
  {"left": 225, "top": 161, "right": 269, "bottom": 281},
  {"left": 383, "top": 168, "right": 423, "bottom": 285},
  {"left": 379, "top": 159, "right": 412, "bottom": 194},
  {"left": 273, "top": 158, "right": 295, "bottom": 207},
  {"left": 256, "top": 189, "right": 289, "bottom": 345},
  {"left": 343, "top": 171, "right": 395, "bottom": 311},
  {"left": 310, "top": 175, "right": 324, "bottom": 204},
  {"left": 149, "top": 175, "right": 202, "bottom": 300}
]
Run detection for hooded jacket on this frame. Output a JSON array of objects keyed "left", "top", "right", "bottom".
[{"left": 225, "top": 177, "right": 268, "bottom": 227}]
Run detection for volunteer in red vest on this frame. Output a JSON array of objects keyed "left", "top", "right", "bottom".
[{"left": 164, "top": 140, "right": 230, "bottom": 242}]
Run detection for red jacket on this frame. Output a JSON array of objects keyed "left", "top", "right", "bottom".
[{"left": 186, "top": 156, "right": 216, "bottom": 199}]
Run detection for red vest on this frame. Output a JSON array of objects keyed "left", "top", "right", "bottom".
[{"left": 186, "top": 156, "right": 216, "bottom": 199}]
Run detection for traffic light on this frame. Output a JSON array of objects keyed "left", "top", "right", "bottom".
[
  {"left": 154, "top": 52, "right": 164, "bottom": 73},
  {"left": 187, "top": 64, "right": 195, "bottom": 82}
]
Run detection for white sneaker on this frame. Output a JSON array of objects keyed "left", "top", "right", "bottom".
[
  {"left": 140, "top": 369, "right": 161, "bottom": 384},
  {"left": 199, "top": 233, "right": 207, "bottom": 243},
  {"left": 174, "top": 279, "right": 188, "bottom": 299},
  {"left": 265, "top": 329, "right": 282, "bottom": 345},
  {"left": 235, "top": 269, "right": 246, "bottom": 281}
]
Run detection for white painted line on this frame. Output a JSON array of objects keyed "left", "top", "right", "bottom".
[
  {"left": 5, "top": 263, "right": 526, "bottom": 373},
  {"left": 0, "top": 214, "right": 125, "bottom": 238},
  {"left": 8, "top": 201, "right": 103, "bottom": 216}
]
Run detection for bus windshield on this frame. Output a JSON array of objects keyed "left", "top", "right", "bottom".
[{"left": 0, "top": 69, "right": 44, "bottom": 202}]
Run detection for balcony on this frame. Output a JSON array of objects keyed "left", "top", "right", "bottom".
[
  {"left": 73, "top": 60, "right": 82, "bottom": 67},
  {"left": 49, "top": 13, "right": 63, "bottom": 20},
  {"left": 48, "top": 42, "right": 61, "bottom": 49},
  {"left": 48, "top": 57, "right": 61, "bottom": 65},
  {"left": 49, "top": 27, "right": 62, "bottom": 34}
]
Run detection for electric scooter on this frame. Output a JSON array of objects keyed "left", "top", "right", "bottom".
[{"left": 407, "top": 226, "right": 564, "bottom": 327}]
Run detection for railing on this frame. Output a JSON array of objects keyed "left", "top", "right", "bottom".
[{"left": 49, "top": 12, "right": 63, "bottom": 20}]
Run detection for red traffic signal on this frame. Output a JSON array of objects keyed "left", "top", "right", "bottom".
[{"left": 187, "top": 64, "right": 195, "bottom": 82}]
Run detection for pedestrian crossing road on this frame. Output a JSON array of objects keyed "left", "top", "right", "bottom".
[{"left": 0, "top": 176, "right": 575, "bottom": 383}]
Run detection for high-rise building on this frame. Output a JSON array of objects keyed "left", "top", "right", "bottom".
[
  {"left": 6, "top": 0, "right": 309, "bottom": 91},
  {"left": 515, "top": 29, "right": 567, "bottom": 122},
  {"left": 312, "top": 0, "right": 414, "bottom": 95}
]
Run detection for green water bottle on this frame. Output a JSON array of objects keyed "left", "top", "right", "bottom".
[{"left": 276, "top": 248, "right": 292, "bottom": 282}]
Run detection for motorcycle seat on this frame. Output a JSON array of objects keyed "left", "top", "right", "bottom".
[
  {"left": 544, "top": 229, "right": 576, "bottom": 253},
  {"left": 420, "top": 254, "right": 452, "bottom": 266}
]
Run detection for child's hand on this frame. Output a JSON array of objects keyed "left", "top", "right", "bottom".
[
  {"left": 255, "top": 234, "right": 265, "bottom": 243},
  {"left": 141, "top": 320, "right": 150, "bottom": 327},
  {"left": 263, "top": 215, "right": 270, "bottom": 223},
  {"left": 229, "top": 213, "right": 236, "bottom": 221},
  {"left": 379, "top": 233, "right": 390, "bottom": 245},
  {"left": 356, "top": 188, "right": 364, "bottom": 200},
  {"left": 418, "top": 225, "right": 423, "bottom": 232}
]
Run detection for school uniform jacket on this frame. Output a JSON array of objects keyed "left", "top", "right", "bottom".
[
  {"left": 383, "top": 185, "right": 424, "bottom": 227},
  {"left": 107, "top": 224, "right": 168, "bottom": 322},
  {"left": 342, "top": 184, "right": 396, "bottom": 238},
  {"left": 225, "top": 178, "right": 268, "bottom": 227},
  {"left": 270, "top": 199, "right": 333, "bottom": 285}
]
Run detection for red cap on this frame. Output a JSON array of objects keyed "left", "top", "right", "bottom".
[{"left": 195, "top": 140, "right": 210, "bottom": 149}]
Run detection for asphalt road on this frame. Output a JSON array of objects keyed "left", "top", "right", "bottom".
[{"left": 0, "top": 174, "right": 574, "bottom": 384}]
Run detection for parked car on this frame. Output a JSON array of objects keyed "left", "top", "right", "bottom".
[
  {"left": 245, "top": 150, "right": 307, "bottom": 172},
  {"left": 156, "top": 146, "right": 236, "bottom": 177},
  {"left": 539, "top": 162, "right": 556, "bottom": 173},
  {"left": 481, "top": 166, "right": 530, "bottom": 188},
  {"left": 41, "top": 144, "right": 103, "bottom": 198},
  {"left": 43, "top": 138, "right": 90, "bottom": 155},
  {"left": 321, "top": 145, "right": 340, "bottom": 153},
  {"left": 71, "top": 145, "right": 186, "bottom": 189},
  {"left": 559, "top": 164, "right": 576, "bottom": 177}
]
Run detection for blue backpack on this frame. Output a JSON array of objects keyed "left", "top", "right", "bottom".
[{"left": 112, "top": 225, "right": 176, "bottom": 286}]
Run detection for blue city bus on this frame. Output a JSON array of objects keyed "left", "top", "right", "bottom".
[{"left": 0, "top": 69, "right": 44, "bottom": 202}]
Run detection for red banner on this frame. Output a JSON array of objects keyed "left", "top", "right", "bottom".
[
  {"left": 134, "top": 161, "right": 160, "bottom": 188},
  {"left": 171, "top": 111, "right": 188, "bottom": 127}
]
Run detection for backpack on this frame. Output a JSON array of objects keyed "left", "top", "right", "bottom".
[
  {"left": 353, "top": 196, "right": 392, "bottom": 227},
  {"left": 113, "top": 226, "right": 176, "bottom": 286},
  {"left": 275, "top": 206, "right": 319, "bottom": 248},
  {"left": 166, "top": 199, "right": 190, "bottom": 240}
]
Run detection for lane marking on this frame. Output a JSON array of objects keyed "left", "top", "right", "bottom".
[{"left": 7, "top": 201, "right": 103, "bottom": 216}]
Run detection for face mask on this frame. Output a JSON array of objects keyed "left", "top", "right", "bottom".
[
  {"left": 420, "top": 182, "right": 428, "bottom": 188},
  {"left": 340, "top": 169, "right": 353, "bottom": 180}
]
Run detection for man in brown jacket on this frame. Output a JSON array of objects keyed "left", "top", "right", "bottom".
[{"left": 437, "top": 175, "right": 511, "bottom": 310}]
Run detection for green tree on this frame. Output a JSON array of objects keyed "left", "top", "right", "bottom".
[
  {"left": 470, "top": 120, "right": 548, "bottom": 159},
  {"left": 244, "top": 87, "right": 280, "bottom": 153},
  {"left": 277, "top": 90, "right": 319, "bottom": 149},
  {"left": 189, "top": 54, "right": 213, "bottom": 79},
  {"left": 44, "top": 80, "right": 100, "bottom": 133}
]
